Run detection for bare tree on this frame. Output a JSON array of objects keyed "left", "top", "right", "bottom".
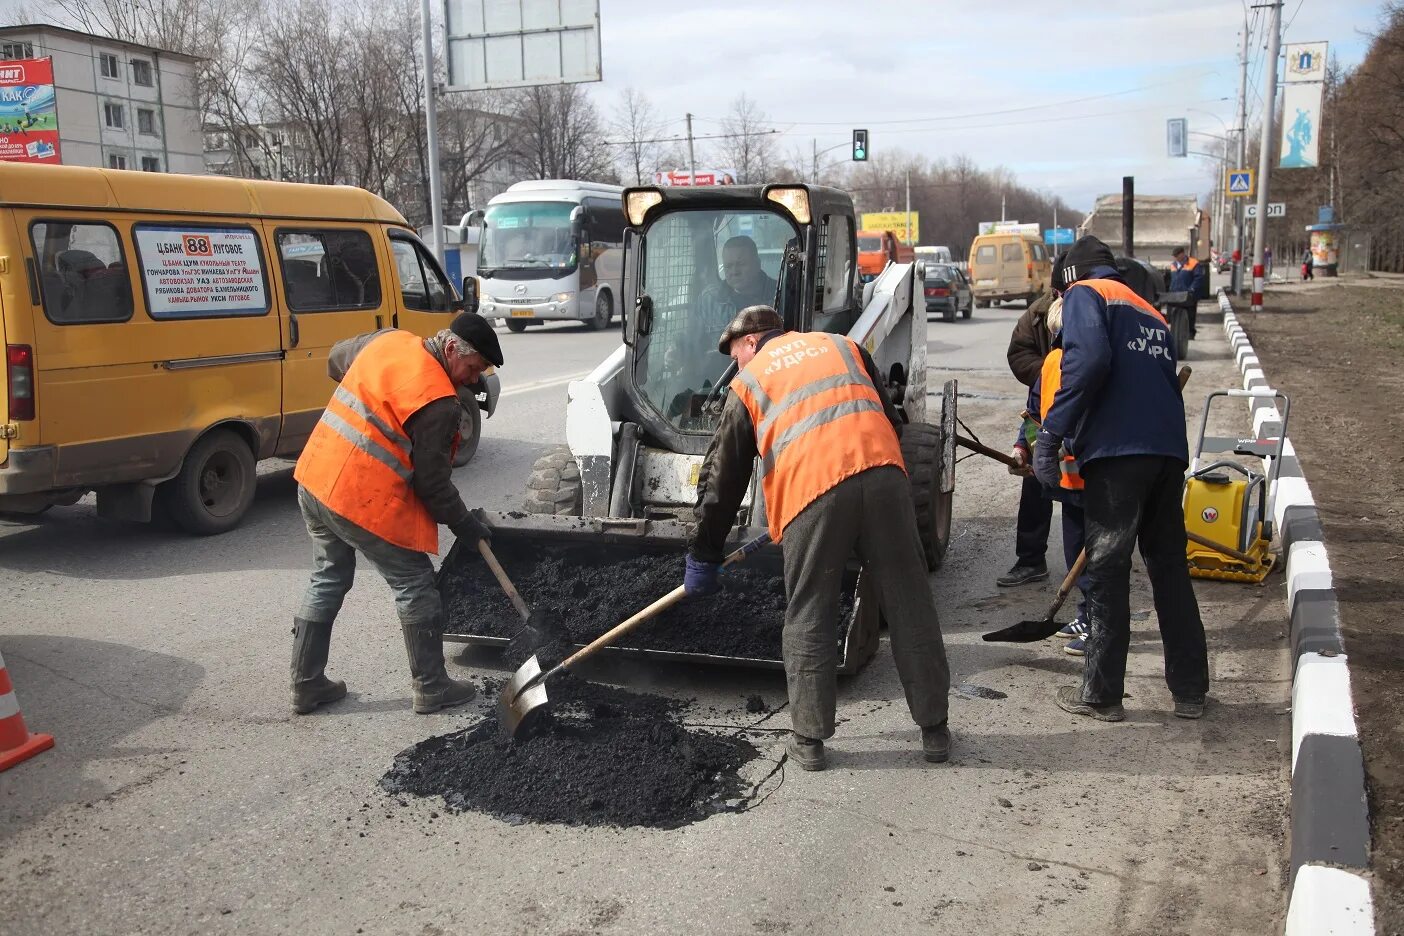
[
  {"left": 508, "top": 84, "right": 615, "bottom": 181},
  {"left": 609, "top": 87, "right": 664, "bottom": 185},
  {"left": 254, "top": 0, "right": 351, "bottom": 185},
  {"left": 716, "top": 95, "right": 777, "bottom": 183}
]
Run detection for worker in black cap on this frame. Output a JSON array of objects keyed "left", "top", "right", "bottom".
[{"left": 289, "top": 311, "right": 502, "bottom": 716}]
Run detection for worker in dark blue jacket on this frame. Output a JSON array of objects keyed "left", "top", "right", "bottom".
[
  {"left": 1168, "top": 247, "right": 1206, "bottom": 337},
  {"left": 1033, "top": 235, "right": 1208, "bottom": 723}
]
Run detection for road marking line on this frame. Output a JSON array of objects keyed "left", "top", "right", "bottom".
[{"left": 498, "top": 371, "right": 592, "bottom": 398}]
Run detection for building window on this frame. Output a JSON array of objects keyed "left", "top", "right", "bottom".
[
  {"left": 140, "top": 156, "right": 160, "bottom": 172},
  {"left": 100, "top": 53, "right": 119, "bottom": 78},
  {"left": 0, "top": 42, "right": 34, "bottom": 60},
  {"left": 137, "top": 109, "right": 156, "bottom": 135},
  {"left": 109, "top": 154, "right": 127, "bottom": 170},
  {"left": 131, "top": 59, "right": 152, "bottom": 86},
  {"left": 104, "top": 103, "right": 124, "bottom": 129}
]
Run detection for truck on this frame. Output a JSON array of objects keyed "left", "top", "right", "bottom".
[
  {"left": 439, "top": 182, "right": 958, "bottom": 674},
  {"left": 856, "top": 229, "right": 914, "bottom": 282}
]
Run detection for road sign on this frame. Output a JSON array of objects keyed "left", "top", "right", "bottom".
[
  {"left": 1044, "top": 227, "right": 1075, "bottom": 246},
  {"left": 1166, "top": 118, "right": 1187, "bottom": 158},
  {"left": 852, "top": 128, "right": 868, "bottom": 161},
  {"left": 1244, "top": 203, "right": 1286, "bottom": 219},
  {"left": 1226, "top": 169, "right": 1255, "bottom": 197},
  {"left": 444, "top": 0, "right": 602, "bottom": 91}
]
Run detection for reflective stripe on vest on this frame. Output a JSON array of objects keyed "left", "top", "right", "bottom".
[
  {"left": 1039, "top": 349, "right": 1084, "bottom": 492},
  {"left": 731, "top": 332, "right": 905, "bottom": 541},
  {"left": 294, "top": 331, "right": 455, "bottom": 553}
]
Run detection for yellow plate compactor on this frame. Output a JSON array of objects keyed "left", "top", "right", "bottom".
[{"left": 1182, "top": 388, "right": 1290, "bottom": 583}]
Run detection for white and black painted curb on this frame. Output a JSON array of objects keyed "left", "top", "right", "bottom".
[{"left": 1218, "top": 290, "right": 1376, "bottom": 935}]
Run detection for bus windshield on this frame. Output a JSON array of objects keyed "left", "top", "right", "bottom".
[
  {"left": 479, "top": 201, "right": 577, "bottom": 279},
  {"left": 633, "top": 208, "right": 797, "bottom": 435}
]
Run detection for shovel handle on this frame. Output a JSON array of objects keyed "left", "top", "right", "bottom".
[
  {"left": 956, "top": 434, "right": 1022, "bottom": 470},
  {"left": 1186, "top": 530, "right": 1258, "bottom": 565},
  {"left": 551, "top": 533, "right": 773, "bottom": 675},
  {"left": 477, "top": 539, "right": 532, "bottom": 623},
  {"left": 1046, "top": 548, "right": 1088, "bottom": 620}
]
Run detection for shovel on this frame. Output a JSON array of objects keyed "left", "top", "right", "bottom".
[
  {"left": 476, "top": 539, "right": 554, "bottom": 648},
  {"left": 497, "top": 532, "right": 773, "bottom": 738},
  {"left": 982, "top": 550, "right": 1088, "bottom": 642}
]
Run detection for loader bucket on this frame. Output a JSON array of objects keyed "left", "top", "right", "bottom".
[{"left": 438, "top": 513, "right": 880, "bottom": 674}]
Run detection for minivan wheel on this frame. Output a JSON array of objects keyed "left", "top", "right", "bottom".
[
  {"left": 452, "top": 393, "right": 481, "bottom": 468},
  {"left": 161, "top": 428, "right": 257, "bottom": 535},
  {"left": 586, "top": 292, "right": 612, "bottom": 331}
]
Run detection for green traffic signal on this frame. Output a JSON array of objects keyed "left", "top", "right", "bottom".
[{"left": 852, "top": 129, "right": 868, "bottom": 162}]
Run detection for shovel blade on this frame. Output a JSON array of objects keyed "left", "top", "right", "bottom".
[
  {"left": 497, "top": 654, "right": 550, "bottom": 737},
  {"left": 982, "top": 618, "right": 1065, "bottom": 643}
]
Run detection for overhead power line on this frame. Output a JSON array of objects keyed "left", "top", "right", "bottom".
[{"left": 602, "top": 128, "right": 780, "bottom": 147}]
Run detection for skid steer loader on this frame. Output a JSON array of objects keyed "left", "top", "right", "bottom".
[{"left": 440, "top": 183, "right": 958, "bottom": 674}]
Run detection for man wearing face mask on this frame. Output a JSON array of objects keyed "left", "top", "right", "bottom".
[{"left": 684, "top": 304, "right": 952, "bottom": 771}]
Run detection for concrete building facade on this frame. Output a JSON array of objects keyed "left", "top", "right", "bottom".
[{"left": 0, "top": 24, "right": 202, "bottom": 173}]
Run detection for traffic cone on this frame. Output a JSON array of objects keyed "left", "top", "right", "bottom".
[{"left": 0, "top": 649, "right": 53, "bottom": 772}]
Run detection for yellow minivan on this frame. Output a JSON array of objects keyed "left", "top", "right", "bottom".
[
  {"left": 0, "top": 163, "right": 497, "bottom": 533},
  {"left": 968, "top": 232, "right": 1052, "bottom": 307}
]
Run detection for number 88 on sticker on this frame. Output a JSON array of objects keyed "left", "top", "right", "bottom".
[{"left": 182, "top": 234, "right": 212, "bottom": 256}]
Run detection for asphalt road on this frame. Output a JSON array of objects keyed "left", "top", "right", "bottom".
[{"left": 0, "top": 303, "right": 1290, "bottom": 935}]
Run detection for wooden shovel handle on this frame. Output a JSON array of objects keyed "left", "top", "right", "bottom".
[
  {"left": 956, "top": 434, "right": 1022, "bottom": 470},
  {"left": 1047, "top": 549, "right": 1088, "bottom": 619},
  {"left": 477, "top": 539, "right": 532, "bottom": 623},
  {"left": 1186, "top": 530, "right": 1258, "bottom": 565}
]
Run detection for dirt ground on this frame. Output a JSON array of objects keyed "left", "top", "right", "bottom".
[{"left": 1237, "top": 283, "right": 1404, "bottom": 932}]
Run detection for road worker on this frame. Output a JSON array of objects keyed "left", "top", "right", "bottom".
[
  {"left": 1000, "top": 289, "right": 1057, "bottom": 589},
  {"left": 684, "top": 304, "right": 952, "bottom": 770},
  {"left": 1033, "top": 236, "right": 1208, "bottom": 722},
  {"left": 1169, "top": 246, "right": 1206, "bottom": 338},
  {"left": 289, "top": 312, "right": 501, "bottom": 716}
]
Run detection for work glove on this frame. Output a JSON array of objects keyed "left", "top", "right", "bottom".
[
  {"left": 1032, "top": 429, "right": 1063, "bottom": 489},
  {"left": 452, "top": 510, "right": 492, "bottom": 548},
  {"left": 683, "top": 554, "right": 721, "bottom": 598},
  {"left": 1008, "top": 444, "right": 1033, "bottom": 477}
]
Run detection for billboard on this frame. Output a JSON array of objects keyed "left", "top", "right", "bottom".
[
  {"left": 653, "top": 168, "right": 737, "bottom": 186},
  {"left": 444, "top": 0, "right": 601, "bottom": 91},
  {"left": 978, "top": 220, "right": 1040, "bottom": 237},
  {"left": 0, "top": 58, "right": 60, "bottom": 164},
  {"left": 860, "top": 211, "right": 919, "bottom": 244},
  {"left": 1280, "top": 41, "right": 1327, "bottom": 170}
]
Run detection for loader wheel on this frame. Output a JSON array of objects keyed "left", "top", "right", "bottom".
[
  {"left": 901, "top": 422, "right": 951, "bottom": 571},
  {"left": 1168, "top": 306, "right": 1192, "bottom": 360},
  {"left": 524, "top": 444, "right": 582, "bottom": 516}
]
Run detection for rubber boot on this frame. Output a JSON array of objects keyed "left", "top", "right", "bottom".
[
  {"left": 291, "top": 617, "right": 347, "bottom": 715},
  {"left": 401, "top": 620, "right": 477, "bottom": 714}
]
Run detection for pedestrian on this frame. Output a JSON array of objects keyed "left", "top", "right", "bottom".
[
  {"left": 1033, "top": 236, "right": 1209, "bottom": 722},
  {"left": 1263, "top": 246, "right": 1274, "bottom": 278},
  {"left": 1301, "top": 247, "right": 1314, "bottom": 281},
  {"left": 1008, "top": 296, "right": 1091, "bottom": 651},
  {"left": 289, "top": 312, "right": 501, "bottom": 715},
  {"left": 1000, "top": 290, "right": 1056, "bottom": 589},
  {"left": 685, "top": 305, "right": 952, "bottom": 770}
]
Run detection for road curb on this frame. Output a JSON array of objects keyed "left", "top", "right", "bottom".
[{"left": 1218, "top": 290, "right": 1375, "bottom": 935}]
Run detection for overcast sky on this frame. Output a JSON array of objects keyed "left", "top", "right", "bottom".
[{"left": 593, "top": 0, "right": 1381, "bottom": 210}]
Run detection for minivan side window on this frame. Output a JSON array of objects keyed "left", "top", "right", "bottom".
[
  {"left": 276, "top": 229, "right": 381, "bottom": 312},
  {"left": 30, "top": 220, "right": 133, "bottom": 324},
  {"left": 975, "top": 245, "right": 996, "bottom": 263},
  {"left": 1031, "top": 242, "right": 1047, "bottom": 262},
  {"left": 390, "top": 236, "right": 453, "bottom": 312},
  {"left": 1002, "top": 243, "right": 1023, "bottom": 262}
]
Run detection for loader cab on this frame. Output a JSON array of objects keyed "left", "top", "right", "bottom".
[{"left": 620, "top": 183, "right": 858, "bottom": 455}]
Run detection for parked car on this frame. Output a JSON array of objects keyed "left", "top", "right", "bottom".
[{"left": 923, "top": 263, "right": 973, "bottom": 322}]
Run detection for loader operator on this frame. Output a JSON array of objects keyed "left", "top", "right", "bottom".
[
  {"left": 685, "top": 304, "right": 952, "bottom": 771},
  {"left": 1033, "top": 236, "right": 1209, "bottom": 723},
  {"left": 289, "top": 312, "right": 501, "bottom": 716}
]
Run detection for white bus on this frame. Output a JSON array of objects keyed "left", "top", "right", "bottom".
[{"left": 463, "top": 180, "right": 626, "bottom": 332}]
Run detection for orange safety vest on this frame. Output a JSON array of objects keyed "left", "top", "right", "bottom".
[
  {"left": 1039, "top": 350, "right": 1083, "bottom": 492},
  {"left": 294, "top": 330, "right": 456, "bottom": 553},
  {"left": 731, "top": 331, "right": 905, "bottom": 541}
]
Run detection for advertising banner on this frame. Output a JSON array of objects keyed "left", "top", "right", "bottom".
[
  {"left": 0, "top": 57, "right": 60, "bottom": 163},
  {"left": 860, "top": 211, "right": 920, "bottom": 244},
  {"left": 978, "top": 220, "right": 1039, "bottom": 237},
  {"left": 134, "top": 225, "right": 269, "bottom": 318},
  {"left": 1280, "top": 82, "right": 1323, "bottom": 169},
  {"left": 653, "top": 168, "right": 737, "bottom": 186}
]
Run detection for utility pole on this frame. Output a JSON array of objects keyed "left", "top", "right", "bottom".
[
  {"left": 1122, "top": 175, "right": 1135, "bottom": 257},
  {"left": 420, "top": 0, "right": 444, "bottom": 265},
  {"left": 1233, "top": 17, "right": 1250, "bottom": 294},
  {"left": 686, "top": 112, "right": 697, "bottom": 186},
  {"left": 811, "top": 138, "right": 818, "bottom": 184},
  {"left": 905, "top": 170, "right": 912, "bottom": 243},
  {"left": 1000, "top": 191, "right": 1006, "bottom": 222},
  {"left": 1251, "top": 0, "right": 1282, "bottom": 312}
]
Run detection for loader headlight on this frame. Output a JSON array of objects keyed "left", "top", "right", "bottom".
[
  {"left": 763, "top": 185, "right": 811, "bottom": 225},
  {"left": 624, "top": 188, "right": 664, "bottom": 226}
]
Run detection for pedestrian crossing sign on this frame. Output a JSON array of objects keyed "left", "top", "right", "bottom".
[{"left": 1226, "top": 170, "right": 1255, "bottom": 197}]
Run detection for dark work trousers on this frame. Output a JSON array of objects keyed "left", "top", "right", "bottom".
[
  {"left": 1080, "top": 456, "right": 1209, "bottom": 706},
  {"left": 1014, "top": 473, "right": 1054, "bottom": 567},
  {"left": 1060, "top": 501, "right": 1089, "bottom": 620},
  {"left": 780, "top": 466, "right": 951, "bottom": 739}
]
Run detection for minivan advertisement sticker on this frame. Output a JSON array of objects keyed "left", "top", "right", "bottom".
[
  {"left": 0, "top": 57, "right": 61, "bottom": 164},
  {"left": 135, "top": 225, "right": 269, "bottom": 318}
]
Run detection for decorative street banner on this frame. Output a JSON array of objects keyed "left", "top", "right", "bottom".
[
  {"left": 134, "top": 225, "right": 269, "bottom": 319},
  {"left": 1280, "top": 80, "right": 1324, "bottom": 169},
  {"left": 1284, "top": 42, "right": 1328, "bottom": 83},
  {"left": 0, "top": 57, "right": 60, "bottom": 163}
]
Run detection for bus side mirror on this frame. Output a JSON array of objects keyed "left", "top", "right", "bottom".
[{"left": 461, "top": 276, "right": 479, "bottom": 315}]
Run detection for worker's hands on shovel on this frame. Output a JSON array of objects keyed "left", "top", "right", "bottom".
[
  {"left": 1008, "top": 444, "right": 1034, "bottom": 478},
  {"left": 1032, "top": 430, "right": 1063, "bottom": 489},
  {"left": 683, "top": 554, "right": 721, "bottom": 597},
  {"left": 452, "top": 509, "right": 493, "bottom": 547}
]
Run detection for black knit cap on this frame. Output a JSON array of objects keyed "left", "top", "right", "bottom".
[
  {"left": 449, "top": 311, "right": 504, "bottom": 367},
  {"left": 1052, "top": 235, "right": 1118, "bottom": 293}
]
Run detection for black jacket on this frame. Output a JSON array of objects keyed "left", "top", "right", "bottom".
[
  {"left": 688, "top": 332, "right": 902, "bottom": 562},
  {"left": 1007, "top": 291, "right": 1054, "bottom": 387}
]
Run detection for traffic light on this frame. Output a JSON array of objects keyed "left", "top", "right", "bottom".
[{"left": 852, "top": 128, "right": 868, "bottom": 161}]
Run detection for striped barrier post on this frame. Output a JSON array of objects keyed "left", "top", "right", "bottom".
[
  {"left": 1251, "top": 263, "right": 1265, "bottom": 312},
  {"left": 0, "top": 648, "right": 54, "bottom": 772}
]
